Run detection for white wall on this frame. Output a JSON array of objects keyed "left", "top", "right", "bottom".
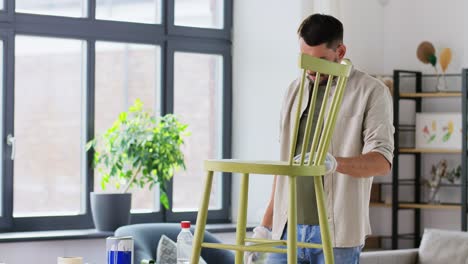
[
  {"left": 231, "top": 0, "right": 311, "bottom": 223},
  {"left": 0, "top": 239, "right": 105, "bottom": 264},
  {"left": 383, "top": 0, "right": 468, "bottom": 74},
  {"left": 336, "top": 0, "right": 385, "bottom": 74}
]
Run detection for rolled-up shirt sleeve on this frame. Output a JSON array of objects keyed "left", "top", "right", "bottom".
[{"left": 362, "top": 84, "right": 395, "bottom": 164}]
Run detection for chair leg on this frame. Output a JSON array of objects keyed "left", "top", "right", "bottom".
[
  {"left": 191, "top": 170, "right": 214, "bottom": 264},
  {"left": 315, "top": 177, "right": 334, "bottom": 264},
  {"left": 235, "top": 173, "right": 249, "bottom": 264},
  {"left": 288, "top": 176, "right": 298, "bottom": 264}
]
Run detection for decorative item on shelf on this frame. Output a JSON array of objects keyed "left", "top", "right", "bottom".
[
  {"left": 417, "top": 41, "right": 437, "bottom": 70},
  {"left": 424, "top": 161, "right": 461, "bottom": 204},
  {"left": 399, "top": 124, "right": 415, "bottom": 148},
  {"left": 437, "top": 48, "right": 452, "bottom": 92},
  {"left": 370, "top": 183, "right": 382, "bottom": 203},
  {"left": 425, "top": 160, "right": 448, "bottom": 204},
  {"left": 443, "top": 165, "right": 462, "bottom": 185},
  {"left": 415, "top": 113, "right": 461, "bottom": 150},
  {"left": 86, "top": 99, "right": 189, "bottom": 231},
  {"left": 416, "top": 41, "right": 453, "bottom": 92},
  {"left": 427, "top": 186, "right": 441, "bottom": 204}
]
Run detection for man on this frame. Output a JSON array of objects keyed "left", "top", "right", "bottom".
[{"left": 259, "top": 14, "right": 394, "bottom": 264}]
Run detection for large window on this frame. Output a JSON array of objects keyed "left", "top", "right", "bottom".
[
  {"left": 95, "top": 41, "right": 161, "bottom": 212},
  {"left": 14, "top": 36, "right": 86, "bottom": 217},
  {"left": 174, "top": 0, "right": 224, "bottom": 29},
  {"left": 0, "top": 0, "right": 232, "bottom": 231},
  {"left": 172, "top": 52, "right": 223, "bottom": 212},
  {"left": 96, "top": 0, "right": 162, "bottom": 24},
  {"left": 16, "top": 0, "right": 86, "bottom": 17}
]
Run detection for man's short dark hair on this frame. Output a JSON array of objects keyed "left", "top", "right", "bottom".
[{"left": 297, "top": 14, "right": 343, "bottom": 50}]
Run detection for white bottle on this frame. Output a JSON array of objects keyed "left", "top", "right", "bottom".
[{"left": 177, "top": 221, "right": 193, "bottom": 264}]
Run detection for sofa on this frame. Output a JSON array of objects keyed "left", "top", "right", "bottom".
[
  {"left": 115, "top": 223, "right": 234, "bottom": 264},
  {"left": 360, "top": 228, "right": 468, "bottom": 264}
]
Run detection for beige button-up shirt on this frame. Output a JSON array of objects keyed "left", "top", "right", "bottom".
[{"left": 272, "top": 67, "right": 394, "bottom": 247}]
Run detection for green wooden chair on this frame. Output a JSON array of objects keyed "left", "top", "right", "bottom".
[{"left": 191, "top": 53, "right": 353, "bottom": 264}]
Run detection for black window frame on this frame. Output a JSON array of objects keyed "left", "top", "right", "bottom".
[
  {"left": 0, "top": 0, "right": 232, "bottom": 232},
  {"left": 164, "top": 39, "right": 232, "bottom": 224}
]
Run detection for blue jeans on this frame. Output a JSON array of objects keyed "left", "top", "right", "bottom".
[{"left": 266, "top": 225, "right": 362, "bottom": 264}]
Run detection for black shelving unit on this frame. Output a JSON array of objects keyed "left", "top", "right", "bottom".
[
  {"left": 391, "top": 70, "right": 468, "bottom": 249},
  {"left": 461, "top": 69, "right": 468, "bottom": 231}
]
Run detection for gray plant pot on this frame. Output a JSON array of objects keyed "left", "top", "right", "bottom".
[{"left": 90, "top": 192, "right": 132, "bottom": 232}]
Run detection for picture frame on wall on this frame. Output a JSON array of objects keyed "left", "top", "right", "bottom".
[{"left": 415, "top": 113, "right": 461, "bottom": 150}]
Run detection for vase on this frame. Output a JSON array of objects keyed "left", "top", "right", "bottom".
[
  {"left": 436, "top": 74, "right": 448, "bottom": 92},
  {"left": 90, "top": 192, "right": 132, "bottom": 231},
  {"left": 427, "top": 186, "right": 440, "bottom": 204}
]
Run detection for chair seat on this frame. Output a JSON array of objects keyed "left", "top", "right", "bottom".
[{"left": 204, "top": 159, "right": 326, "bottom": 176}]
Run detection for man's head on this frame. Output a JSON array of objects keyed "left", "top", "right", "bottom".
[{"left": 298, "top": 14, "right": 346, "bottom": 82}]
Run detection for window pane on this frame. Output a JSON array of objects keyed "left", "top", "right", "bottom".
[
  {"left": 95, "top": 42, "right": 161, "bottom": 212},
  {"left": 16, "top": 0, "right": 86, "bottom": 17},
  {"left": 96, "top": 0, "right": 162, "bottom": 24},
  {"left": 175, "top": 0, "right": 224, "bottom": 29},
  {"left": 14, "top": 36, "right": 86, "bottom": 217},
  {"left": 173, "top": 52, "right": 223, "bottom": 211}
]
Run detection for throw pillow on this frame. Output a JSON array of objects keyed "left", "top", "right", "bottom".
[
  {"left": 419, "top": 228, "right": 468, "bottom": 264},
  {"left": 156, "top": 235, "right": 206, "bottom": 264}
]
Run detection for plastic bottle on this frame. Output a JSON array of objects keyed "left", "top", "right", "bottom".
[{"left": 177, "top": 221, "right": 193, "bottom": 264}]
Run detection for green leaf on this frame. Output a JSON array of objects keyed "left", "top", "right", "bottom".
[
  {"left": 110, "top": 166, "right": 117, "bottom": 177},
  {"left": 442, "top": 132, "right": 451, "bottom": 142},
  {"left": 160, "top": 191, "right": 169, "bottom": 209},
  {"left": 428, "top": 54, "right": 437, "bottom": 67},
  {"left": 86, "top": 99, "right": 189, "bottom": 192},
  {"left": 85, "top": 140, "right": 95, "bottom": 151},
  {"left": 119, "top": 112, "right": 128, "bottom": 122},
  {"left": 428, "top": 134, "right": 436, "bottom": 143},
  {"left": 129, "top": 99, "right": 143, "bottom": 112}
]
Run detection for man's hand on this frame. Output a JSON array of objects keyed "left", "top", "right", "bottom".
[
  {"left": 250, "top": 177, "right": 275, "bottom": 263},
  {"left": 244, "top": 226, "right": 272, "bottom": 263},
  {"left": 293, "top": 152, "right": 337, "bottom": 174}
]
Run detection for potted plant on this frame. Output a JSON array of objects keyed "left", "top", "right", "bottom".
[{"left": 86, "top": 99, "right": 188, "bottom": 231}]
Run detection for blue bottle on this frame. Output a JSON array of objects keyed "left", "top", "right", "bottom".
[{"left": 106, "top": 236, "right": 134, "bottom": 264}]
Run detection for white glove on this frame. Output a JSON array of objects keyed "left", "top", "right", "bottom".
[
  {"left": 293, "top": 152, "right": 337, "bottom": 174},
  {"left": 244, "top": 226, "right": 272, "bottom": 264}
]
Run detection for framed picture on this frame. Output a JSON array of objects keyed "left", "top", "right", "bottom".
[{"left": 415, "top": 113, "right": 461, "bottom": 149}]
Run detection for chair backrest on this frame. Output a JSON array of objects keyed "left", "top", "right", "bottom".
[{"left": 289, "top": 54, "right": 352, "bottom": 169}]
